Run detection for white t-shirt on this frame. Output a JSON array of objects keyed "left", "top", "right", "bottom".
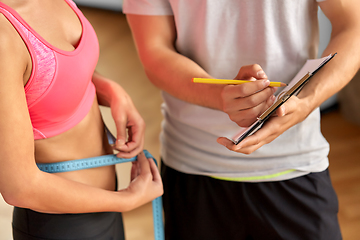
[{"left": 124, "top": 0, "right": 329, "bottom": 181}]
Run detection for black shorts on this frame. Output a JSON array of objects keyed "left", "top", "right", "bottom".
[
  {"left": 12, "top": 172, "right": 124, "bottom": 240},
  {"left": 12, "top": 207, "right": 125, "bottom": 240},
  {"left": 161, "top": 163, "right": 342, "bottom": 240}
]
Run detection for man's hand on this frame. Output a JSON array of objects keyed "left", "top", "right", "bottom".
[
  {"left": 218, "top": 95, "right": 309, "bottom": 154},
  {"left": 221, "top": 64, "right": 277, "bottom": 127}
]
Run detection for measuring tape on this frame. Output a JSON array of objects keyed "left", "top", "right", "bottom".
[{"left": 37, "top": 150, "right": 164, "bottom": 240}]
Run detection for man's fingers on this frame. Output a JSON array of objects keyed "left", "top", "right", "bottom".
[{"left": 235, "top": 64, "right": 268, "bottom": 80}]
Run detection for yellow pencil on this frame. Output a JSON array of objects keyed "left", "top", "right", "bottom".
[{"left": 192, "top": 78, "right": 287, "bottom": 87}]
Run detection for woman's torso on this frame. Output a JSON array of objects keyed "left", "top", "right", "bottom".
[{"left": 0, "top": 0, "right": 116, "bottom": 190}]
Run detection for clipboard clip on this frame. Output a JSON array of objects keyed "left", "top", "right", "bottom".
[
  {"left": 258, "top": 72, "right": 312, "bottom": 121},
  {"left": 231, "top": 53, "right": 337, "bottom": 145}
]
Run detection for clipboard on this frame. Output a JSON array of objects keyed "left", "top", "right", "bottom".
[{"left": 231, "top": 53, "right": 337, "bottom": 145}]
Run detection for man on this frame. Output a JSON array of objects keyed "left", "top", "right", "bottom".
[{"left": 124, "top": 0, "right": 360, "bottom": 239}]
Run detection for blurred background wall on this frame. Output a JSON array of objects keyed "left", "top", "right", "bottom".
[{"left": 74, "top": 0, "right": 123, "bottom": 11}]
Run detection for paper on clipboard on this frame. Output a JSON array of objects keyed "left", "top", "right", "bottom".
[{"left": 230, "top": 53, "right": 336, "bottom": 145}]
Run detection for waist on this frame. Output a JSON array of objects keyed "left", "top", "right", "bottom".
[
  {"left": 34, "top": 101, "right": 116, "bottom": 190},
  {"left": 160, "top": 104, "right": 330, "bottom": 180}
]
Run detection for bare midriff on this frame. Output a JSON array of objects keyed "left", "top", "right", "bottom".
[{"left": 34, "top": 99, "right": 116, "bottom": 191}]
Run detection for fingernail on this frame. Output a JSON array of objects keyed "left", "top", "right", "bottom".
[
  {"left": 263, "top": 80, "right": 270, "bottom": 87},
  {"left": 257, "top": 70, "right": 266, "bottom": 79},
  {"left": 281, "top": 105, "right": 286, "bottom": 116},
  {"left": 267, "top": 95, "right": 275, "bottom": 105},
  {"left": 117, "top": 139, "right": 125, "bottom": 146}
]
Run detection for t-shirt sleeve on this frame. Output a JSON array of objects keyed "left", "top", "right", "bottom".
[{"left": 123, "top": 0, "right": 173, "bottom": 15}]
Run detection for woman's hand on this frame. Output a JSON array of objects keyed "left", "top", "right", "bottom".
[
  {"left": 119, "top": 151, "right": 163, "bottom": 211},
  {"left": 109, "top": 86, "right": 145, "bottom": 158},
  {"left": 92, "top": 72, "right": 146, "bottom": 158}
]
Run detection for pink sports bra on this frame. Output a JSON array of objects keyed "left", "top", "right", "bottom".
[{"left": 0, "top": 0, "right": 99, "bottom": 139}]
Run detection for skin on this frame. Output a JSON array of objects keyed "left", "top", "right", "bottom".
[
  {"left": 217, "top": 0, "right": 360, "bottom": 154},
  {"left": 126, "top": 0, "right": 360, "bottom": 155},
  {"left": 0, "top": 0, "right": 163, "bottom": 214}
]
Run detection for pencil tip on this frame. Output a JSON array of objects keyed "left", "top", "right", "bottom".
[{"left": 281, "top": 83, "right": 287, "bottom": 87}]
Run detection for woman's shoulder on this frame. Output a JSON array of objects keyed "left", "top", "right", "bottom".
[
  {"left": 0, "top": 13, "right": 29, "bottom": 73},
  {"left": 0, "top": 14, "right": 23, "bottom": 53}
]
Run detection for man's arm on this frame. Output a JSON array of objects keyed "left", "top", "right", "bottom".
[
  {"left": 218, "top": 0, "right": 360, "bottom": 154},
  {"left": 301, "top": 0, "right": 360, "bottom": 108},
  {"left": 126, "top": 14, "right": 277, "bottom": 127}
]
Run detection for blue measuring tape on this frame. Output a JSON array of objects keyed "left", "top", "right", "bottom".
[{"left": 37, "top": 140, "right": 164, "bottom": 240}]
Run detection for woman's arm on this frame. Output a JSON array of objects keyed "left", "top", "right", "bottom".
[
  {"left": 92, "top": 71, "right": 145, "bottom": 158},
  {"left": 0, "top": 16, "right": 162, "bottom": 214}
]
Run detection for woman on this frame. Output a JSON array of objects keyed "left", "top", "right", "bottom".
[{"left": 0, "top": 0, "right": 163, "bottom": 239}]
